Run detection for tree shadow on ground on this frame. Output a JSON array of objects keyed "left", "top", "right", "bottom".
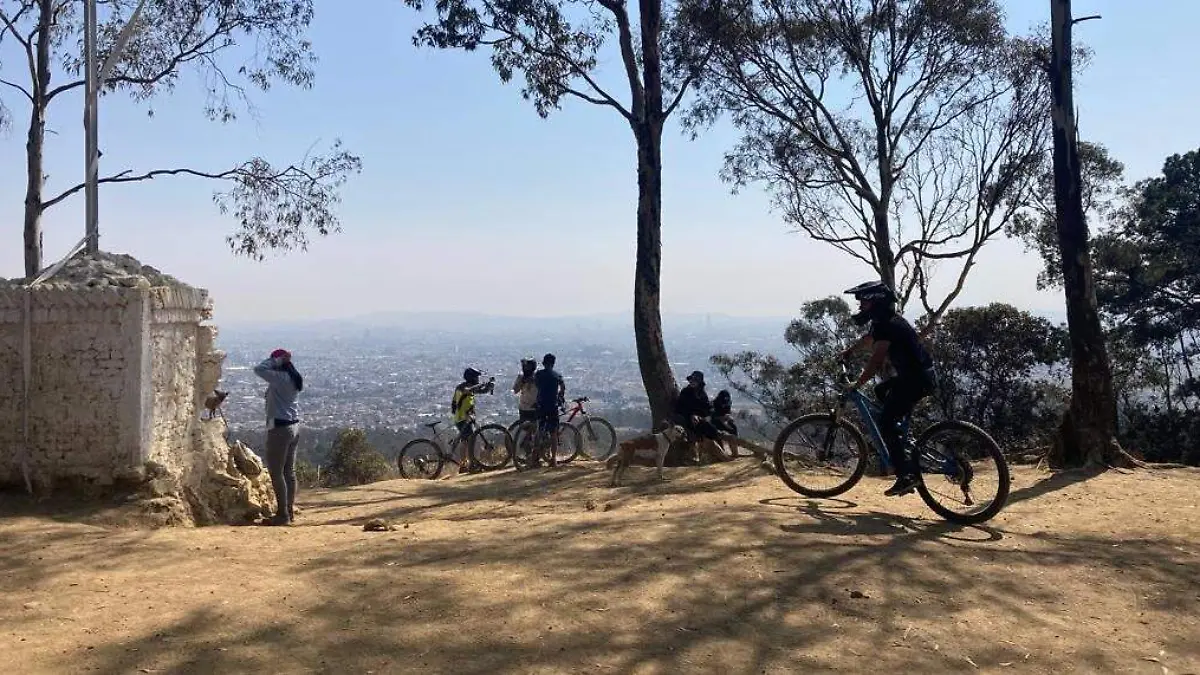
[
  {"left": 4, "top": 464, "right": 1199, "bottom": 674},
  {"left": 313, "top": 458, "right": 771, "bottom": 528},
  {"left": 9, "top": 465, "right": 1193, "bottom": 674}
]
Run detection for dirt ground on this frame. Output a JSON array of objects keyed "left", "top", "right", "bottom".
[{"left": 1, "top": 461, "right": 1198, "bottom": 674}]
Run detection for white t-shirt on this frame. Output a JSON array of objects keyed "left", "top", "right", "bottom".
[{"left": 512, "top": 374, "right": 539, "bottom": 410}]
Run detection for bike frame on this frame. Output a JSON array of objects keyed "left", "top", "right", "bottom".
[
  {"left": 833, "top": 364, "right": 955, "bottom": 478},
  {"left": 425, "top": 419, "right": 477, "bottom": 464},
  {"left": 835, "top": 389, "right": 906, "bottom": 474},
  {"left": 561, "top": 398, "right": 590, "bottom": 424}
]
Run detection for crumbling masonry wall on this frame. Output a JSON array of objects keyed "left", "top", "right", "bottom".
[{"left": 0, "top": 285, "right": 217, "bottom": 487}]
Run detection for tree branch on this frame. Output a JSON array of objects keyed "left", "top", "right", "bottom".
[
  {"left": 0, "top": 4, "right": 37, "bottom": 90},
  {"left": 0, "top": 76, "right": 34, "bottom": 101},
  {"left": 0, "top": 4, "right": 34, "bottom": 51},
  {"left": 42, "top": 166, "right": 243, "bottom": 209},
  {"left": 487, "top": 29, "right": 631, "bottom": 119},
  {"left": 599, "top": 0, "right": 645, "bottom": 121},
  {"left": 44, "top": 78, "right": 83, "bottom": 101}
]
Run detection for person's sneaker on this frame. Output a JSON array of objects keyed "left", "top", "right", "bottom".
[{"left": 884, "top": 474, "right": 919, "bottom": 497}]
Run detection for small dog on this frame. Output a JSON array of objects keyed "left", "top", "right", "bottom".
[
  {"left": 203, "top": 389, "right": 229, "bottom": 420},
  {"left": 609, "top": 422, "right": 687, "bottom": 487}
]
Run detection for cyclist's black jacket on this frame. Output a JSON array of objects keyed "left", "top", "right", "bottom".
[
  {"left": 870, "top": 315, "right": 935, "bottom": 381},
  {"left": 675, "top": 386, "right": 712, "bottom": 418}
]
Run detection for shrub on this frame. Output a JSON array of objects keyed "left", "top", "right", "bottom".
[{"left": 325, "top": 428, "right": 394, "bottom": 486}]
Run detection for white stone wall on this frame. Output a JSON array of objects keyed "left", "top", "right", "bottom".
[
  {"left": 147, "top": 287, "right": 212, "bottom": 476},
  {"left": 0, "top": 285, "right": 217, "bottom": 487}
]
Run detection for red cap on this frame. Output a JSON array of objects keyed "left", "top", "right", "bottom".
[{"left": 270, "top": 349, "right": 291, "bottom": 359}]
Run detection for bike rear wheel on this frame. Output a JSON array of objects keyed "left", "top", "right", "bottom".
[
  {"left": 773, "top": 413, "right": 868, "bottom": 498},
  {"left": 914, "top": 420, "right": 1010, "bottom": 525},
  {"left": 469, "top": 423, "right": 514, "bottom": 470},
  {"left": 398, "top": 438, "right": 444, "bottom": 479},
  {"left": 576, "top": 417, "right": 617, "bottom": 461}
]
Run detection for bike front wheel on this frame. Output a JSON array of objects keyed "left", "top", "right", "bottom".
[
  {"left": 773, "top": 413, "right": 868, "bottom": 498},
  {"left": 576, "top": 417, "right": 617, "bottom": 461},
  {"left": 513, "top": 423, "right": 582, "bottom": 465},
  {"left": 469, "top": 423, "right": 514, "bottom": 471},
  {"left": 914, "top": 420, "right": 1010, "bottom": 525},
  {"left": 554, "top": 423, "right": 584, "bottom": 464},
  {"left": 398, "top": 438, "right": 444, "bottom": 479}
]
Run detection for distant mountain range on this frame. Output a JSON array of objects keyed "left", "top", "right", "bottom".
[
  {"left": 218, "top": 310, "right": 797, "bottom": 340},
  {"left": 219, "top": 306, "right": 1070, "bottom": 338}
]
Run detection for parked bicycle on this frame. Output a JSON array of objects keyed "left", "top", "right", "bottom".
[
  {"left": 397, "top": 419, "right": 513, "bottom": 479},
  {"left": 506, "top": 396, "right": 616, "bottom": 462},
  {"left": 772, "top": 362, "right": 1010, "bottom": 524},
  {"left": 508, "top": 412, "right": 584, "bottom": 470}
]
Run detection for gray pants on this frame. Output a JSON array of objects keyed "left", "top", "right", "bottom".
[{"left": 265, "top": 424, "right": 300, "bottom": 521}]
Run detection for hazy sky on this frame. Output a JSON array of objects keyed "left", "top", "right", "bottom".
[{"left": 1, "top": 0, "right": 1197, "bottom": 325}]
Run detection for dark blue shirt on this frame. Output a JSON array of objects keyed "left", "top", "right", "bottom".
[{"left": 534, "top": 367, "right": 563, "bottom": 411}]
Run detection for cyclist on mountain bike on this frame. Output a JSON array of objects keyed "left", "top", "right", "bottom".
[
  {"left": 451, "top": 367, "right": 495, "bottom": 472},
  {"left": 838, "top": 280, "right": 938, "bottom": 497}
]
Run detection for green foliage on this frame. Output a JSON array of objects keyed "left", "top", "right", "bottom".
[
  {"left": 403, "top": 0, "right": 696, "bottom": 122},
  {"left": 1095, "top": 149, "right": 1200, "bottom": 341},
  {"left": 325, "top": 428, "right": 394, "bottom": 487},
  {"left": 1092, "top": 148, "right": 1200, "bottom": 454},
  {"left": 0, "top": 0, "right": 360, "bottom": 267},
  {"left": 710, "top": 296, "right": 862, "bottom": 424},
  {"left": 294, "top": 459, "right": 322, "bottom": 488},
  {"left": 712, "top": 299, "right": 1073, "bottom": 452},
  {"left": 929, "top": 304, "right": 1069, "bottom": 448}
]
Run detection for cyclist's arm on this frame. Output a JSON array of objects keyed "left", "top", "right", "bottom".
[
  {"left": 512, "top": 375, "right": 523, "bottom": 394},
  {"left": 853, "top": 341, "right": 890, "bottom": 389},
  {"left": 840, "top": 334, "right": 873, "bottom": 360}
]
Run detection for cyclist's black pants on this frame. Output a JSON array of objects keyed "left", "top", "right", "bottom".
[
  {"left": 875, "top": 374, "right": 934, "bottom": 477},
  {"left": 672, "top": 413, "right": 720, "bottom": 441}
]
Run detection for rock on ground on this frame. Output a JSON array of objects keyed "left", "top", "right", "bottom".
[{"left": 114, "top": 425, "right": 276, "bottom": 527}]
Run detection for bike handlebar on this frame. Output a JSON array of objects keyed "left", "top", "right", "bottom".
[
  {"left": 571, "top": 396, "right": 589, "bottom": 404},
  {"left": 836, "top": 359, "right": 855, "bottom": 390}
]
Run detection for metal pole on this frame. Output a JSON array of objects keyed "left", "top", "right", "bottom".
[{"left": 83, "top": 0, "right": 99, "bottom": 255}]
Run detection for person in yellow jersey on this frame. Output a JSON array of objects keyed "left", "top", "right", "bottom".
[{"left": 451, "top": 367, "right": 495, "bottom": 472}]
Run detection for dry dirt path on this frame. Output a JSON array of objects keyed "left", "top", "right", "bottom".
[{"left": 2, "top": 462, "right": 1198, "bottom": 674}]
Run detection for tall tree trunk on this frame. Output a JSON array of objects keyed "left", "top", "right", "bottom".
[
  {"left": 872, "top": 204, "right": 895, "bottom": 288},
  {"left": 24, "top": 0, "right": 54, "bottom": 279},
  {"left": 1046, "top": 0, "right": 1130, "bottom": 468},
  {"left": 629, "top": 0, "right": 677, "bottom": 426},
  {"left": 632, "top": 120, "right": 678, "bottom": 425}
]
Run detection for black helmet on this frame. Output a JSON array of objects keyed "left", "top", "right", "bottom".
[
  {"left": 844, "top": 280, "right": 897, "bottom": 325},
  {"left": 463, "top": 367, "right": 481, "bottom": 383}
]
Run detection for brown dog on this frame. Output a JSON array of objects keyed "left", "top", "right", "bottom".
[
  {"left": 609, "top": 422, "right": 687, "bottom": 487},
  {"left": 203, "top": 389, "right": 228, "bottom": 420}
]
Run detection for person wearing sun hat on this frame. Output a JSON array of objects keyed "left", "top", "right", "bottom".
[
  {"left": 672, "top": 370, "right": 722, "bottom": 463},
  {"left": 253, "top": 348, "right": 304, "bottom": 525}
]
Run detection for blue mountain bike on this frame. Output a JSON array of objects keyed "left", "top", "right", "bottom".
[{"left": 772, "top": 363, "right": 1010, "bottom": 525}]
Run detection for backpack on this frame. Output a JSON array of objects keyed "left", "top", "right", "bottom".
[{"left": 451, "top": 384, "right": 464, "bottom": 413}]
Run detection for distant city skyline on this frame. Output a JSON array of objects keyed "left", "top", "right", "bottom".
[{"left": 2, "top": 0, "right": 1196, "bottom": 324}]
